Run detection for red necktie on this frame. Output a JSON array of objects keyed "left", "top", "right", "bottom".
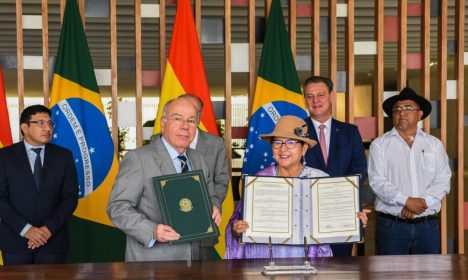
[{"left": 319, "top": 124, "right": 328, "bottom": 166}]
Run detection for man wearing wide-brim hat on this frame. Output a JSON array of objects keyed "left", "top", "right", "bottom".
[{"left": 368, "top": 86, "right": 451, "bottom": 255}]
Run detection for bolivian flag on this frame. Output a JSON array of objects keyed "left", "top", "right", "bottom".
[
  {"left": 153, "top": 0, "right": 217, "bottom": 135},
  {"left": 153, "top": 0, "right": 233, "bottom": 259},
  {"left": 242, "top": 0, "right": 307, "bottom": 175},
  {"left": 49, "top": 0, "right": 123, "bottom": 262},
  {"left": 0, "top": 64, "right": 13, "bottom": 266},
  {"left": 0, "top": 65, "right": 12, "bottom": 149}
]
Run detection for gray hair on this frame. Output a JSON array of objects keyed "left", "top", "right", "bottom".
[
  {"left": 177, "top": 94, "right": 203, "bottom": 120},
  {"left": 161, "top": 99, "right": 175, "bottom": 118},
  {"left": 161, "top": 97, "right": 200, "bottom": 123}
]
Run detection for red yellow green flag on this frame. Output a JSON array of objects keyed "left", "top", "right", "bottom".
[
  {"left": 0, "top": 64, "right": 13, "bottom": 266},
  {"left": 153, "top": 0, "right": 232, "bottom": 259},
  {"left": 153, "top": 0, "right": 217, "bottom": 135},
  {"left": 0, "top": 65, "right": 12, "bottom": 149}
]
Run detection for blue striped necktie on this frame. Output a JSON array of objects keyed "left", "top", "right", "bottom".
[{"left": 177, "top": 155, "right": 189, "bottom": 173}]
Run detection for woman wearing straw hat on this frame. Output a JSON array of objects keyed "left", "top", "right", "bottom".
[{"left": 225, "top": 115, "right": 369, "bottom": 259}]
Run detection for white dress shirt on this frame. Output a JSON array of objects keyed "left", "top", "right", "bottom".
[
  {"left": 310, "top": 117, "right": 332, "bottom": 155},
  {"left": 161, "top": 136, "right": 192, "bottom": 173},
  {"left": 24, "top": 141, "right": 45, "bottom": 172},
  {"left": 368, "top": 127, "right": 451, "bottom": 217},
  {"left": 189, "top": 128, "right": 199, "bottom": 149}
]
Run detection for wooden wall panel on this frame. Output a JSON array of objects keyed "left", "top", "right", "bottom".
[
  {"left": 15, "top": 0, "right": 24, "bottom": 130},
  {"left": 159, "top": 1, "right": 166, "bottom": 95},
  {"left": 225, "top": 0, "right": 233, "bottom": 172},
  {"left": 421, "top": 0, "right": 430, "bottom": 132},
  {"left": 345, "top": 0, "right": 354, "bottom": 123},
  {"left": 134, "top": 0, "right": 143, "bottom": 147},
  {"left": 41, "top": 0, "right": 49, "bottom": 107},
  {"left": 438, "top": 0, "right": 448, "bottom": 255},
  {"left": 455, "top": 0, "right": 465, "bottom": 255},
  {"left": 328, "top": 0, "right": 337, "bottom": 117},
  {"left": 374, "top": 0, "right": 384, "bottom": 137},
  {"left": 60, "top": 0, "right": 65, "bottom": 22},
  {"left": 289, "top": 0, "right": 296, "bottom": 57},
  {"left": 110, "top": 0, "right": 118, "bottom": 153},
  {"left": 398, "top": 0, "right": 407, "bottom": 89},
  {"left": 78, "top": 0, "right": 84, "bottom": 26},
  {"left": 312, "top": 0, "right": 320, "bottom": 76},
  {"left": 248, "top": 0, "right": 255, "bottom": 113}
]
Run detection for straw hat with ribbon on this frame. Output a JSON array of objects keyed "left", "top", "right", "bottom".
[{"left": 260, "top": 115, "right": 317, "bottom": 148}]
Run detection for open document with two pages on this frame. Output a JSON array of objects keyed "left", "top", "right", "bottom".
[{"left": 241, "top": 175, "right": 362, "bottom": 245}]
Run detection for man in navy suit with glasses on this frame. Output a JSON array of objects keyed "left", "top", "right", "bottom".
[{"left": 0, "top": 105, "right": 78, "bottom": 265}]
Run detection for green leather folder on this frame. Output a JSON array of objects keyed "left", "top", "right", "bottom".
[{"left": 153, "top": 170, "right": 219, "bottom": 244}]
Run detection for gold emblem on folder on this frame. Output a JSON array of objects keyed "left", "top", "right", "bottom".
[{"left": 179, "top": 198, "right": 193, "bottom": 212}]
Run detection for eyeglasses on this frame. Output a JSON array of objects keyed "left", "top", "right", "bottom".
[
  {"left": 28, "top": 120, "right": 56, "bottom": 128},
  {"left": 163, "top": 116, "right": 198, "bottom": 127},
  {"left": 272, "top": 139, "right": 299, "bottom": 149},
  {"left": 392, "top": 106, "right": 420, "bottom": 114}
]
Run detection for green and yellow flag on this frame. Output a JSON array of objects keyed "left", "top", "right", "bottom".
[
  {"left": 0, "top": 64, "right": 13, "bottom": 265},
  {"left": 241, "top": 0, "right": 307, "bottom": 175},
  {"left": 49, "top": 0, "right": 123, "bottom": 262}
]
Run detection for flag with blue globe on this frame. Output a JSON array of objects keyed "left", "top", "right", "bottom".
[
  {"left": 241, "top": 0, "right": 307, "bottom": 175},
  {"left": 49, "top": 0, "right": 123, "bottom": 262},
  {"left": 242, "top": 101, "right": 307, "bottom": 175}
]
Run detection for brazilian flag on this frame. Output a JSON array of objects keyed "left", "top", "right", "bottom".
[
  {"left": 49, "top": 0, "right": 124, "bottom": 262},
  {"left": 242, "top": 0, "right": 307, "bottom": 175}
]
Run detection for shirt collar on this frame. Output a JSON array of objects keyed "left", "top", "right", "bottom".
[
  {"left": 189, "top": 128, "right": 199, "bottom": 150},
  {"left": 23, "top": 140, "right": 45, "bottom": 151},
  {"left": 310, "top": 116, "right": 332, "bottom": 130},
  {"left": 161, "top": 136, "right": 187, "bottom": 160},
  {"left": 389, "top": 127, "right": 427, "bottom": 138}
]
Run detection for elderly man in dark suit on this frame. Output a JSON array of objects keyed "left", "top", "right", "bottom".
[
  {"left": 107, "top": 97, "right": 223, "bottom": 262},
  {"left": 0, "top": 105, "right": 78, "bottom": 265},
  {"left": 303, "top": 76, "right": 368, "bottom": 257}
]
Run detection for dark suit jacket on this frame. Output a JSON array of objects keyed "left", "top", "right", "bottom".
[
  {"left": 0, "top": 141, "right": 78, "bottom": 253},
  {"left": 304, "top": 118, "right": 367, "bottom": 187}
]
